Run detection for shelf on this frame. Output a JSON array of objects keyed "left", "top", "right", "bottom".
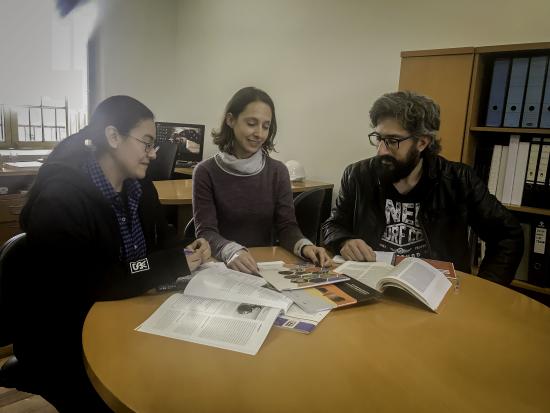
[
  {"left": 511, "top": 280, "right": 550, "bottom": 295},
  {"left": 503, "top": 204, "right": 550, "bottom": 217},
  {"left": 470, "top": 126, "right": 550, "bottom": 134}
]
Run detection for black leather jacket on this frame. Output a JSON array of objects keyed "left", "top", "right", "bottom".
[{"left": 322, "top": 155, "right": 523, "bottom": 285}]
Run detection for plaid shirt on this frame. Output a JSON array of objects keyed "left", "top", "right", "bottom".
[{"left": 86, "top": 156, "right": 147, "bottom": 262}]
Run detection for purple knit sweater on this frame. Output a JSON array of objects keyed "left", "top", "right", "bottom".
[{"left": 192, "top": 156, "right": 303, "bottom": 259}]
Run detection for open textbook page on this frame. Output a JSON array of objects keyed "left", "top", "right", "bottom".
[
  {"left": 184, "top": 262, "right": 292, "bottom": 312},
  {"left": 335, "top": 257, "right": 451, "bottom": 312},
  {"left": 136, "top": 294, "right": 280, "bottom": 355}
]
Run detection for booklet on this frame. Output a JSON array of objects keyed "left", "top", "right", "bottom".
[
  {"left": 257, "top": 261, "right": 349, "bottom": 291},
  {"left": 334, "top": 257, "right": 452, "bottom": 312},
  {"left": 283, "top": 277, "right": 381, "bottom": 313},
  {"left": 136, "top": 263, "right": 293, "bottom": 355},
  {"left": 273, "top": 304, "right": 330, "bottom": 334}
]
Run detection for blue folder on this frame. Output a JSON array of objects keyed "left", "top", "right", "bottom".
[
  {"left": 503, "top": 57, "right": 530, "bottom": 127},
  {"left": 486, "top": 58, "right": 511, "bottom": 127},
  {"left": 522, "top": 56, "right": 549, "bottom": 128}
]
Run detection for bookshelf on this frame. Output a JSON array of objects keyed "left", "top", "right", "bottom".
[{"left": 400, "top": 42, "right": 550, "bottom": 297}]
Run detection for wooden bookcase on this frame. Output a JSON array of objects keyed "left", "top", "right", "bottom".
[{"left": 399, "top": 42, "right": 550, "bottom": 298}]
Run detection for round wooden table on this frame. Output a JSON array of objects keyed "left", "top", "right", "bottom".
[{"left": 83, "top": 247, "right": 550, "bottom": 412}]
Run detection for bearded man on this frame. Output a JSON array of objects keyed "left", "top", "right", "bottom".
[{"left": 322, "top": 91, "right": 523, "bottom": 285}]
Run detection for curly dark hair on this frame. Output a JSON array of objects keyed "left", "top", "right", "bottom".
[
  {"left": 369, "top": 91, "right": 442, "bottom": 156},
  {"left": 212, "top": 87, "right": 277, "bottom": 155}
]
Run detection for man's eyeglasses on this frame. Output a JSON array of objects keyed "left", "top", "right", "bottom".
[
  {"left": 368, "top": 132, "right": 414, "bottom": 151},
  {"left": 130, "top": 135, "right": 159, "bottom": 153}
]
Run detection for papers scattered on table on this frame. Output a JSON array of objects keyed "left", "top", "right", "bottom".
[
  {"left": 136, "top": 293, "right": 281, "bottom": 355},
  {"left": 136, "top": 263, "right": 293, "bottom": 355},
  {"left": 274, "top": 304, "right": 330, "bottom": 334}
]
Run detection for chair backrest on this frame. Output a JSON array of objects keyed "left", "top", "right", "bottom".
[
  {"left": 146, "top": 142, "right": 179, "bottom": 181},
  {"left": 0, "top": 233, "right": 27, "bottom": 347},
  {"left": 293, "top": 188, "right": 326, "bottom": 245},
  {"left": 184, "top": 218, "right": 195, "bottom": 240}
]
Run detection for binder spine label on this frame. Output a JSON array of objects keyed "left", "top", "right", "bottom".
[{"left": 534, "top": 226, "right": 547, "bottom": 255}]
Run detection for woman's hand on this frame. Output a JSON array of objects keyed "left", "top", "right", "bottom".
[
  {"left": 301, "top": 245, "right": 333, "bottom": 267},
  {"left": 185, "top": 238, "right": 211, "bottom": 271},
  {"left": 226, "top": 250, "right": 260, "bottom": 275}
]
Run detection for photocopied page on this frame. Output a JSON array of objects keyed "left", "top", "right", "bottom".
[
  {"left": 136, "top": 293, "right": 281, "bottom": 355},
  {"left": 185, "top": 263, "right": 293, "bottom": 312},
  {"left": 274, "top": 304, "right": 330, "bottom": 334},
  {"left": 334, "top": 261, "right": 394, "bottom": 291},
  {"left": 332, "top": 251, "right": 395, "bottom": 265},
  {"left": 387, "top": 257, "right": 452, "bottom": 312}
]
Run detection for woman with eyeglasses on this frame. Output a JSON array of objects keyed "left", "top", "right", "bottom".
[
  {"left": 192, "top": 87, "right": 331, "bottom": 275},
  {"left": 15, "top": 95, "right": 210, "bottom": 412}
]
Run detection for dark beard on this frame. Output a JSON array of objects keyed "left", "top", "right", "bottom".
[{"left": 375, "top": 147, "right": 421, "bottom": 184}]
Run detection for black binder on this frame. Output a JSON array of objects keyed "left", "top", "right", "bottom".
[
  {"left": 486, "top": 58, "right": 511, "bottom": 127},
  {"left": 522, "top": 56, "right": 549, "bottom": 128},
  {"left": 528, "top": 218, "right": 550, "bottom": 287},
  {"left": 503, "top": 57, "right": 530, "bottom": 127}
]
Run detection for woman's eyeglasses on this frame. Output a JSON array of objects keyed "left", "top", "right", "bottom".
[
  {"left": 129, "top": 135, "right": 160, "bottom": 153},
  {"left": 368, "top": 132, "right": 414, "bottom": 151}
]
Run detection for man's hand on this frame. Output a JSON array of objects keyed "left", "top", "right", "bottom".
[
  {"left": 340, "top": 239, "right": 376, "bottom": 261},
  {"left": 227, "top": 250, "right": 260, "bottom": 275},
  {"left": 301, "top": 245, "right": 333, "bottom": 267}
]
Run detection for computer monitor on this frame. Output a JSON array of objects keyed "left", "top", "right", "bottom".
[{"left": 155, "top": 122, "right": 205, "bottom": 166}]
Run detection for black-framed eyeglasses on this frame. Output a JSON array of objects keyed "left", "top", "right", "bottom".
[
  {"left": 129, "top": 135, "right": 159, "bottom": 153},
  {"left": 368, "top": 132, "right": 414, "bottom": 151}
]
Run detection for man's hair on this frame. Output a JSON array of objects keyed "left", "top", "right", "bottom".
[{"left": 369, "top": 91, "right": 442, "bottom": 156}]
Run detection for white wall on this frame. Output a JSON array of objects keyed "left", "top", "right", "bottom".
[{"left": 94, "top": 0, "right": 550, "bottom": 195}]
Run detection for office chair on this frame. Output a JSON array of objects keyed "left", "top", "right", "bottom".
[
  {"left": 293, "top": 188, "right": 326, "bottom": 245},
  {"left": 184, "top": 218, "right": 196, "bottom": 240},
  {"left": 146, "top": 142, "right": 179, "bottom": 181},
  {"left": 0, "top": 233, "right": 34, "bottom": 391}
]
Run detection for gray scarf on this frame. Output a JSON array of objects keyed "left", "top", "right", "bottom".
[{"left": 214, "top": 149, "right": 266, "bottom": 176}]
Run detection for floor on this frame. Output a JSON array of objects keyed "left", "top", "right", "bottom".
[{"left": 0, "top": 387, "right": 57, "bottom": 413}]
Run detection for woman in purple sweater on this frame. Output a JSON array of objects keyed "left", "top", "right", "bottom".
[{"left": 192, "top": 87, "right": 331, "bottom": 274}]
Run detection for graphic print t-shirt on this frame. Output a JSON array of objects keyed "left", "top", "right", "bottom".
[{"left": 377, "top": 176, "right": 429, "bottom": 258}]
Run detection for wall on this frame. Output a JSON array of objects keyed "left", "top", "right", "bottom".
[{"left": 93, "top": 0, "right": 550, "bottom": 196}]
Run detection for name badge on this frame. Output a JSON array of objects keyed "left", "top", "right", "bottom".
[{"left": 130, "top": 258, "right": 150, "bottom": 274}]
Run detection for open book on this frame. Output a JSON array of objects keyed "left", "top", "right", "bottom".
[
  {"left": 136, "top": 263, "right": 292, "bottom": 355},
  {"left": 334, "top": 257, "right": 452, "bottom": 312}
]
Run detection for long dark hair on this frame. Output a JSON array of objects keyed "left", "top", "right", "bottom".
[
  {"left": 212, "top": 87, "right": 277, "bottom": 155},
  {"left": 48, "top": 95, "right": 154, "bottom": 162}
]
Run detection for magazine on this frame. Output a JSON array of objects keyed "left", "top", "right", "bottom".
[
  {"left": 136, "top": 263, "right": 293, "bottom": 355},
  {"left": 257, "top": 261, "right": 349, "bottom": 291},
  {"left": 283, "top": 277, "right": 381, "bottom": 313},
  {"left": 334, "top": 257, "right": 452, "bottom": 312}
]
